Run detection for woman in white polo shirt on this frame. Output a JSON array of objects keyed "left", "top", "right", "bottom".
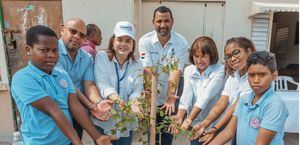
[{"left": 93, "top": 21, "right": 143, "bottom": 145}]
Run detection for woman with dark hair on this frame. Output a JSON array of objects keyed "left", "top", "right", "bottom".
[{"left": 93, "top": 21, "right": 143, "bottom": 145}]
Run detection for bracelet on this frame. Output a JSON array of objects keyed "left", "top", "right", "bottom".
[
  {"left": 212, "top": 126, "right": 218, "bottom": 131},
  {"left": 95, "top": 99, "right": 102, "bottom": 105}
]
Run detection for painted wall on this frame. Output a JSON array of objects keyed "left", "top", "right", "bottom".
[
  {"left": 0, "top": 21, "right": 14, "bottom": 142},
  {"left": 273, "top": 12, "right": 299, "bottom": 69},
  {"left": 62, "top": 0, "right": 135, "bottom": 51},
  {"left": 223, "top": 0, "right": 252, "bottom": 48}
]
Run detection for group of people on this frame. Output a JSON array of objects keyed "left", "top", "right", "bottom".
[{"left": 11, "top": 5, "right": 288, "bottom": 145}]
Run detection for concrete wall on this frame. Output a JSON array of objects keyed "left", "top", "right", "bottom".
[
  {"left": 0, "top": 22, "right": 14, "bottom": 142},
  {"left": 223, "top": 0, "right": 252, "bottom": 48},
  {"left": 62, "top": 0, "right": 135, "bottom": 51},
  {"left": 273, "top": 12, "right": 299, "bottom": 69}
]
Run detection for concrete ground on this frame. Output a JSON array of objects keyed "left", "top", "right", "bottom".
[
  {"left": 1, "top": 132, "right": 298, "bottom": 145},
  {"left": 81, "top": 131, "right": 299, "bottom": 145}
]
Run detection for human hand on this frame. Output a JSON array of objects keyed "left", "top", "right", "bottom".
[
  {"left": 180, "top": 118, "right": 192, "bottom": 131},
  {"left": 97, "top": 100, "right": 113, "bottom": 112},
  {"left": 190, "top": 122, "right": 207, "bottom": 140},
  {"left": 95, "top": 135, "right": 118, "bottom": 145},
  {"left": 131, "top": 99, "right": 143, "bottom": 115},
  {"left": 168, "top": 115, "right": 183, "bottom": 134},
  {"left": 90, "top": 104, "right": 111, "bottom": 121},
  {"left": 199, "top": 127, "right": 217, "bottom": 145},
  {"left": 160, "top": 95, "right": 179, "bottom": 116}
]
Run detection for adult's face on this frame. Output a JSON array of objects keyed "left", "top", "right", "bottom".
[
  {"left": 152, "top": 11, "right": 173, "bottom": 37},
  {"left": 61, "top": 20, "right": 87, "bottom": 52}
]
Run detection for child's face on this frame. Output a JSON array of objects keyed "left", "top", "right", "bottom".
[
  {"left": 193, "top": 49, "right": 210, "bottom": 73},
  {"left": 27, "top": 35, "right": 58, "bottom": 74},
  {"left": 224, "top": 43, "right": 252, "bottom": 72},
  {"left": 248, "top": 64, "right": 278, "bottom": 96}
]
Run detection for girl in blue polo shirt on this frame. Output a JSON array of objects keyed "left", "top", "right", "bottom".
[
  {"left": 93, "top": 21, "right": 143, "bottom": 145},
  {"left": 209, "top": 51, "right": 288, "bottom": 145}
]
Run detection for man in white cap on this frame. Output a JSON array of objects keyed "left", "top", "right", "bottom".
[{"left": 138, "top": 6, "right": 189, "bottom": 145}]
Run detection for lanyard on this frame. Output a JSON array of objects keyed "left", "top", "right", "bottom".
[{"left": 114, "top": 62, "right": 129, "bottom": 94}]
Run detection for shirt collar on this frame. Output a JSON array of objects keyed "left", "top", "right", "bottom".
[
  {"left": 112, "top": 56, "right": 131, "bottom": 65},
  {"left": 191, "top": 65, "right": 213, "bottom": 78},
  {"left": 28, "top": 61, "right": 58, "bottom": 77},
  {"left": 233, "top": 71, "right": 248, "bottom": 80},
  {"left": 244, "top": 86, "right": 275, "bottom": 107},
  {"left": 82, "top": 40, "right": 96, "bottom": 49},
  {"left": 151, "top": 31, "right": 175, "bottom": 46}
]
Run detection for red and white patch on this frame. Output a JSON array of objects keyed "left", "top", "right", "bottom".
[
  {"left": 140, "top": 52, "right": 146, "bottom": 59},
  {"left": 250, "top": 115, "right": 261, "bottom": 128},
  {"left": 59, "top": 78, "right": 68, "bottom": 89}
]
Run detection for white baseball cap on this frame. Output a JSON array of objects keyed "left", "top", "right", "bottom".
[{"left": 113, "top": 21, "right": 135, "bottom": 39}]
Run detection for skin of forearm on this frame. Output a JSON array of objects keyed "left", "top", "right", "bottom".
[
  {"left": 203, "top": 96, "right": 229, "bottom": 127},
  {"left": 69, "top": 94, "right": 102, "bottom": 140},
  {"left": 209, "top": 117, "right": 237, "bottom": 145},
  {"left": 84, "top": 82, "right": 102, "bottom": 103},
  {"left": 75, "top": 89, "right": 93, "bottom": 108},
  {"left": 188, "top": 106, "right": 201, "bottom": 121},
  {"left": 167, "top": 70, "right": 181, "bottom": 96},
  {"left": 215, "top": 101, "right": 238, "bottom": 129},
  {"left": 176, "top": 109, "right": 186, "bottom": 119}
]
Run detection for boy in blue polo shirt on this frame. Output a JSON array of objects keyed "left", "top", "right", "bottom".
[
  {"left": 208, "top": 51, "right": 288, "bottom": 145},
  {"left": 11, "top": 25, "right": 116, "bottom": 145}
]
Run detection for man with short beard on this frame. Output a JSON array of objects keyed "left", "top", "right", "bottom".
[
  {"left": 138, "top": 6, "right": 189, "bottom": 145},
  {"left": 57, "top": 18, "right": 112, "bottom": 140}
]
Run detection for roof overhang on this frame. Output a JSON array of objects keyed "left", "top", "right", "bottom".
[{"left": 248, "top": 0, "right": 299, "bottom": 17}]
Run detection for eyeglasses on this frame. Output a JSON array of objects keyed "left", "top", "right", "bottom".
[
  {"left": 65, "top": 27, "right": 86, "bottom": 39},
  {"left": 224, "top": 49, "right": 241, "bottom": 62}
]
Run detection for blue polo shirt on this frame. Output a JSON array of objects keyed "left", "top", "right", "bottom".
[
  {"left": 56, "top": 39, "right": 95, "bottom": 92},
  {"left": 233, "top": 87, "right": 288, "bottom": 145},
  {"left": 11, "top": 61, "right": 75, "bottom": 145}
]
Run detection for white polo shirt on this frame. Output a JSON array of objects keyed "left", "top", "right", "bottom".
[{"left": 138, "top": 30, "right": 189, "bottom": 106}]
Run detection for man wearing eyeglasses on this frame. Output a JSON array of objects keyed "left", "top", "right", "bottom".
[{"left": 56, "top": 18, "right": 112, "bottom": 140}]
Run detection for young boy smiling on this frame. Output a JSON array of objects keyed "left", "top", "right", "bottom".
[
  {"left": 11, "top": 25, "right": 115, "bottom": 145},
  {"left": 208, "top": 51, "right": 288, "bottom": 145}
]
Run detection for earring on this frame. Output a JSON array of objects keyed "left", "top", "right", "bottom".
[{"left": 27, "top": 51, "right": 31, "bottom": 55}]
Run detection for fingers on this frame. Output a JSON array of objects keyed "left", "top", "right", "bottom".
[{"left": 108, "top": 135, "right": 118, "bottom": 141}]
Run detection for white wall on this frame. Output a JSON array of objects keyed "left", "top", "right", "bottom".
[
  {"left": 223, "top": 0, "right": 252, "bottom": 49},
  {"left": 62, "top": 0, "right": 135, "bottom": 50}
]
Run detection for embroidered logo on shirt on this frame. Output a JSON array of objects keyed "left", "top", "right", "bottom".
[
  {"left": 59, "top": 78, "right": 68, "bottom": 89},
  {"left": 250, "top": 115, "right": 261, "bottom": 128},
  {"left": 140, "top": 52, "right": 146, "bottom": 60}
]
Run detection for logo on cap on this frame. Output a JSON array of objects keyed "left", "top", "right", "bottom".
[{"left": 120, "top": 25, "right": 132, "bottom": 31}]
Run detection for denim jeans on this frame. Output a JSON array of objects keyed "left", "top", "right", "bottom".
[{"left": 94, "top": 125, "right": 133, "bottom": 145}]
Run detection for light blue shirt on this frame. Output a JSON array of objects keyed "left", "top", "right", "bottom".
[
  {"left": 178, "top": 63, "right": 225, "bottom": 126},
  {"left": 233, "top": 87, "right": 288, "bottom": 145},
  {"left": 56, "top": 39, "right": 95, "bottom": 93},
  {"left": 92, "top": 51, "right": 143, "bottom": 137},
  {"left": 139, "top": 31, "right": 189, "bottom": 106},
  {"left": 11, "top": 62, "right": 75, "bottom": 145},
  {"left": 222, "top": 71, "right": 252, "bottom": 106}
]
